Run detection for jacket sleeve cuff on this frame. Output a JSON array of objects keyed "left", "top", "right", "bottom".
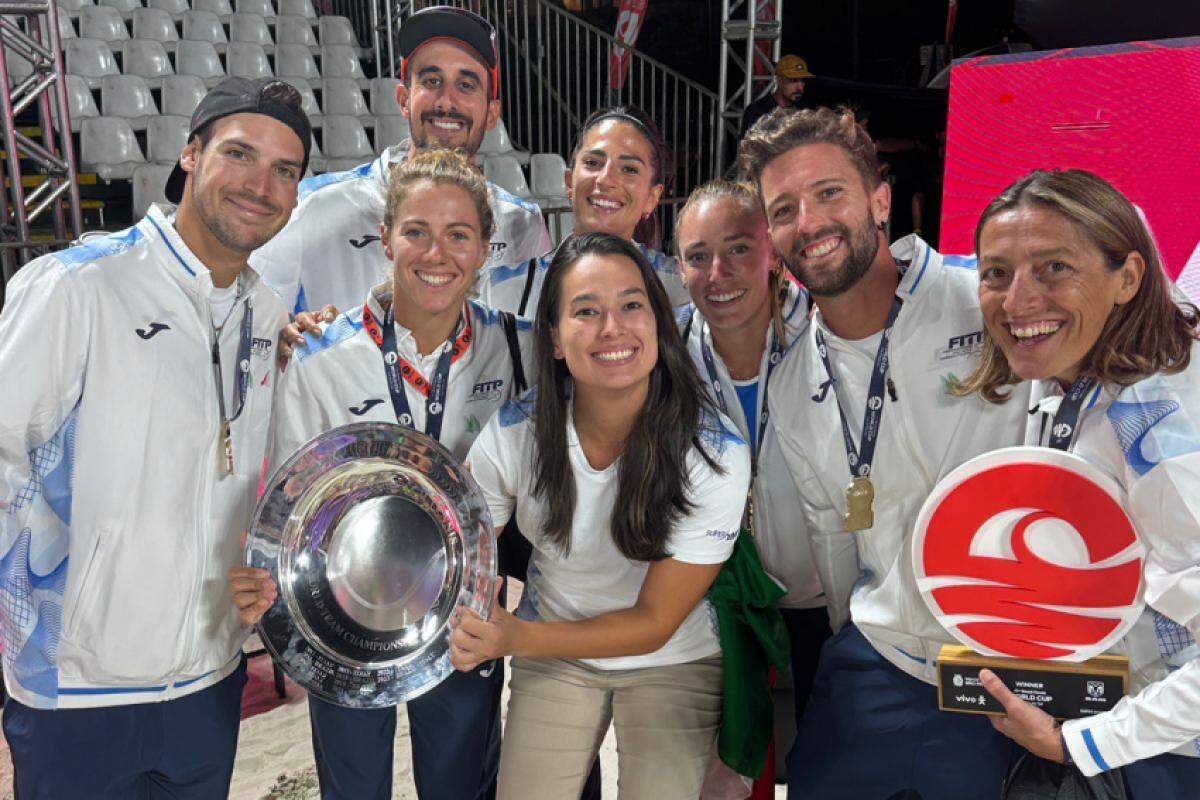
[{"left": 1062, "top": 717, "right": 1117, "bottom": 777}]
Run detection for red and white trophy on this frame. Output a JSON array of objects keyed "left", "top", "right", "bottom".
[{"left": 912, "top": 447, "right": 1145, "bottom": 719}]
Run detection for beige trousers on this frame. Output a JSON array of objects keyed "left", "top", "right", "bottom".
[{"left": 497, "top": 654, "right": 723, "bottom": 800}]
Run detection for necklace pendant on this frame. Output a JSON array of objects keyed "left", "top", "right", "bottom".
[
  {"left": 220, "top": 420, "right": 234, "bottom": 475},
  {"left": 843, "top": 476, "right": 875, "bottom": 532}
]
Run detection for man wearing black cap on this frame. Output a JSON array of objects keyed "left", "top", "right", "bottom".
[
  {"left": 0, "top": 77, "right": 308, "bottom": 798},
  {"left": 251, "top": 5, "right": 551, "bottom": 320}
]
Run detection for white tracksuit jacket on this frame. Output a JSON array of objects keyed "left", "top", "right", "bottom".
[
  {"left": 270, "top": 288, "right": 534, "bottom": 473},
  {"left": 1023, "top": 356, "right": 1200, "bottom": 774},
  {"left": 682, "top": 282, "right": 858, "bottom": 622},
  {"left": 0, "top": 205, "right": 287, "bottom": 709},
  {"left": 769, "top": 236, "right": 1030, "bottom": 681},
  {"left": 250, "top": 139, "right": 551, "bottom": 316}
]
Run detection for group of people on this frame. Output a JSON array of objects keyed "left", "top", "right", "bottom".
[{"left": 0, "top": 5, "right": 1197, "bottom": 800}]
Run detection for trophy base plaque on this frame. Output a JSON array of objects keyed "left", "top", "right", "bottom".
[{"left": 936, "top": 645, "right": 1128, "bottom": 720}]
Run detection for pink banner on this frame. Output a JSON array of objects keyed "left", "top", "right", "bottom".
[{"left": 608, "top": 0, "right": 650, "bottom": 91}]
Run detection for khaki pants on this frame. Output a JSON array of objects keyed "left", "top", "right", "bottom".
[{"left": 498, "top": 654, "right": 723, "bottom": 800}]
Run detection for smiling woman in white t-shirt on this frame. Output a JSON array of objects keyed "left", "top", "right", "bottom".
[{"left": 451, "top": 232, "right": 751, "bottom": 799}]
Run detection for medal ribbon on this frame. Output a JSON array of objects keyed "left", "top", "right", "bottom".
[
  {"left": 362, "top": 300, "right": 472, "bottom": 440},
  {"left": 211, "top": 292, "right": 253, "bottom": 450},
  {"left": 1044, "top": 375, "right": 1097, "bottom": 452},
  {"left": 813, "top": 296, "right": 902, "bottom": 480}
]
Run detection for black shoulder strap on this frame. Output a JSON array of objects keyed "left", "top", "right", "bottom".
[
  {"left": 682, "top": 305, "right": 697, "bottom": 340},
  {"left": 517, "top": 259, "right": 538, "bottom": 317},
  {"left": 500, "top": 310, "right": 527, "bottom": 395}
]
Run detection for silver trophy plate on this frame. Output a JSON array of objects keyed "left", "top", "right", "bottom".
[{"left": 245, "top": 422, "right": 497, "bottom": 707}]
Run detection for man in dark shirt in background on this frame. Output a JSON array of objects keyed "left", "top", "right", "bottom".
[{"left": 740, "top": 55, "right": 814, "bottom": 136}]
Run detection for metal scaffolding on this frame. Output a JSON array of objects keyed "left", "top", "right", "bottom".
[
  {"left": 0, "top": 0, "right": 82, "bottom": 287},
  {"left": 716, "top": 0, "right": 782, "bottom": 174}
]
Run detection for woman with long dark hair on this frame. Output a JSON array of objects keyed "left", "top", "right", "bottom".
[
  {"left": 451, "top": 232, "right": 750, "bottom": 798},
  {"left": 474, "top": 106, "right": 691, "bottom": 316}
]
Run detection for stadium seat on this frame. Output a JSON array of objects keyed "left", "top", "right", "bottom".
[
  {"left": 550, "top": 211, "right": 575, "bottom": 244},
  {"left": 147, "top": 0, "right": 188, "bottom": 18},
  {"left": 81, "top": 116, "right": 145, "bottom": 180},
  {"left": 79, "top": 6, "right": 129, "bottom": 43},
  {"left": 181, "top": 10, "right": 227, "bottom": 51},
  {"left": 191, "top": 0, "right": 233, "bottom": 21},
  {"left": 58, "top": 0, "right": 97, "bottom": 21},
  {"left": 480, "top": 119, "right": 529, "bottom": 164},
  {"left": 230, "top": 13, "right": 273, "bottom": 50},
  {"left": 175, "top": 40, "right": 224, "bottom": 86},
  {"left": 160, "top": 74, "right": 207, "bottom": 117},
  {"left": 147, "top": 114, "right": 190, "bottom": 164},
  {"left": 100, "top": 74, "right": 159, "bottom": 130},
  {"left": 131, "top": 8, "right": 178, "bottom": 49},
  {"left": 306, "top": 135, "right": 325, "bottom": 174},
  {"left": 122, "top": 39, "right": 175, "bottom": 88},
  {"left": 61, "top": 74, "right": 99, "bottom": 132},
  {"left": 132, "top": 163, "right": 173, "bottom": 218},
  {"left": 4, "top": 47, "right": 32, "bottom": 83},
  {"left": 58, "top": 13, "right": 78, "bottom": 40},
  {"left": 235, "top": 0, "right": 275, "bottom": 19},
  {"left": 530, "top": 152, "right": 569, "bottom": 205},
  {"left": 98, "top": 0, "right": 141, "bottom": 17},
  {"left": 317, "top": 16, "right": 357, "bottom": 48},
  {"left": 275, "top": 43, "right": 319, "bottom": 81},
  {"left": 320, "top": 44, "right": 366, "bottom": 86},
  {"left": 65, "top": 38, "right": 120, "bottom": 89},
  {"left": 274, "top": 14, "right": 317, "bottom": 50},
  {"left": 321, "top": 77, "right": 369, "bottom": 120},
  {"left": 483, "top": 154, "right": 532, "bottom": 199},
  {"left": 320, "top": 114, "right": 372, "bottom": 171},
  {"left": 277, "top": 0, "right": 314, "bottom": 19},
  {"left": 373, "top": 115, "right": 409, "bottom": 154},
  {"left": 369, "top": 77, "right": 402, "bottom": 116},
  {"left": 226, "top": 41, "right": 272, "bottom": 78},
  {"left": 281, "top": 77, "right": 321, "bottom": 127}
]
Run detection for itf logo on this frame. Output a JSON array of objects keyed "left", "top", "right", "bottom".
[{"left": 913, "top": 447, "right": 1145, "bottom": 662}]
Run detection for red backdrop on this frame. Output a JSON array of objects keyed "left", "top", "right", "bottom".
[{"left": 940, "top": 37, "right": 1200, "bottom": 300}]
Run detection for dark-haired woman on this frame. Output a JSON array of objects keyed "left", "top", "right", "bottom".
[
  {"left": 957, "top": 168, "right": 1200, "bottom": 796},
  {"left": 475, "top": 106, "right": 691, "bottom": 316},
  {"left": 450, "top": 232, "right": 751, "bottom": 798}
]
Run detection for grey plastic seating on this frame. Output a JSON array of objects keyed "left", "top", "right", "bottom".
[
  {"left": 81, "top": 116, "right": 146, "bottom": 180},
  {"left": 317, "top": 16, "right": 356, "bottom": 48},
  {"left": 530, "top": 152, "right": 569, "bottom": 206},
  {"left": 147, "top": 0, "right": 188, "bottom": 18},
  {"left": 79, "top": 6, "right": 128, "bottom": 43},
  {"left": 192, "top": 0, "right": 233, "bottom": 21},
  {"left": 369, "top": 77, "right": 402, "bottom": 116},
  {"left": 319, "top": 114, "right": 372, "bottom": 172},
  {"left": 131, "top": 8, "right": 178, "bottom": 50},
  {"left": 321, "top": 77, "right": 370, "bottom": 121},
  {"left": 160, "top": 74, "right": 207, "bottom": 117},
  {"left": 147, "top": 114, "right": 190, "bottom": 165},
  {"left": 230, "top": 13, "right": 273, "bottom": 51},
  {"left": 132, "top": 164, "right": 173, "bottom": 217},
  {"left": 277, "top": 0, "right": 314, "bottom": 19},
  {"left": 483, "top": 154, "right": 533, "bottom": 199},
  {"left": 274, "top": 14, "right": 316, "bottom": 52},
  {"left": 320, "top": 44, "right": 366, "bottom": 87},
  {"left": 181, "top": 10, "right": 227, "bottom": 51},
  {"left": 121, "top": 38, "right": 175, "bottom": 89},
  {"left": 174, "top": 39, "right": 224, "bottom": 87},
  {"left": 226, "top": 41, "right": 272, "bottom": 79},
  {"left": 65, "top": 38, "right": 119, "bottom": 89},
  {"left": 373, "top": 115, "right": 410, "bottom": 155},
  {"left": 275, "top": 43, "right": 319, "bottom": 81},
  {"left": 98, "top": 0, "right": 141, "bottom": 18},
  {"left": 100, "top": 74, "right": 159, "bottom": 130},
  {"left": 60, "top": 74, "right": 99, "bottom": 132},
  {"left": 235, "top": 0, "right": 275, "bottom": 19}
]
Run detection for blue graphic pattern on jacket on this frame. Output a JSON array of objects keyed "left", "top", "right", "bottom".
[
  {"left": 1151, "top": 609, "right": 1200, "bottom": 754},
  {"left": 1108, "top": 397, "right": 1184, "bottom": 476},
  {"left": 1, "top": 412, "right": 76, "bottom": 701},
  {"left": 55, "top": 227, "right": 144, "bottom": 271}
]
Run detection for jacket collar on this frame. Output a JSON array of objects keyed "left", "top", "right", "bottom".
[
  {"left": 893, "top": 234, "right": 943, "bottom": 302},
  {"left": 141, "top": 203, "right": 263, "bottom": 300}
]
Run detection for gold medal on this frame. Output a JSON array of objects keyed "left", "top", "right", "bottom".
[
  {"left": 220, "top": 419, "right": 234, "bottom": 475},
  {"left": 843, "top": 476, "right": 874, "bottom": 532},
  {"left": 742, "top": 490, "right": 755, "bottom": 536}
]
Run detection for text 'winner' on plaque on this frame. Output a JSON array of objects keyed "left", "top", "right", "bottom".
[{"left": 911, "top": 446, "right": 1145, "bottom": 720}]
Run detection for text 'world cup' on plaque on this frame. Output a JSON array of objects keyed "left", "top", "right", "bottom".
[
  {"left": 245, "top": 422, "right": 498, "bottom": 708},
  {"left": 911, "top": 447, "right": 1145, "bottom": 720}
]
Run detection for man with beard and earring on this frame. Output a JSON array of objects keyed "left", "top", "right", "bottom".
[
  {"left": 737, "top": 106, "right": 1031, "bottom": 799},
  {"left": 0, "top": 77, "right": 308, "bottom": 799},
  {"left": 252, "top": 5, "right": 551, "bottom": 322}
]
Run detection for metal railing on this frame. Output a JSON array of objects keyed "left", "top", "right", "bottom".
[{"left": 395, "top": 0, "right": 721, "bottom": 203}]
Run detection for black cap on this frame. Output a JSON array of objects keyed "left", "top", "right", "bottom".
[
  {"left": 165, "top": 77, "right": 312, "bottom": 203},
  {"left": 398, "top": 6, "right": 499, "bottom": 98}
]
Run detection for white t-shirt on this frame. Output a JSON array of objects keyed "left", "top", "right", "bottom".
[
  {"left": 467, "top": 395, "right": 751, "bottom": 670},
  {"left": 821, "top": 323, "right": 883, "bottom": 438}
]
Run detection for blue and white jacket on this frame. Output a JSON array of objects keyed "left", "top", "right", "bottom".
[
  {"left": 1025, "top": 352, "right": 1200, "bottom": 773},
  {"left": 475, "top": 240, "right": 690, "bottom": 316},
  {"left": 250, "top": 139, "right": 551, "bottom": 316},
  {"left": 0, "top": 205, "right": 287, "bottom": 709}
]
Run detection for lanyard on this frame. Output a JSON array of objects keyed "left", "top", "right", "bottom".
[
  {"left": 211, "top": 290, "right": 253, "bottom": 475},
  {"left": 1045, "top": 376, "right": 1097, "bottom": 451},
  {"left": 813, "top": 296, "right": 902, "bottom": 480},
  {"left": 362, "top": 300, "right": 472, "bottom": 440},
  {"left": 698, "top": 320, "right": 784, "bottom": 467}
]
